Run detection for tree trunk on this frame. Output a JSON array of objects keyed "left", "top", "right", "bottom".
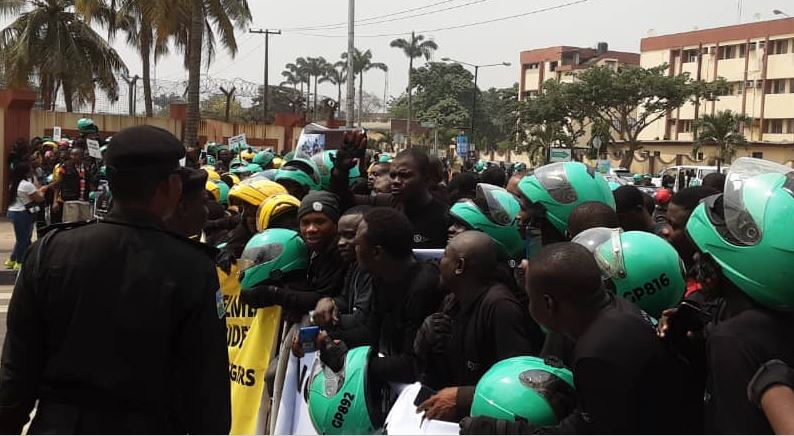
[
  {"left": 358, "top": 73, "right": 363, "bottom": 127},
  {"left": 619, "top": 143, "right": 637, "bottom": 169},
  {"left": 406, "top": 57, "right": 413, "bottom": 148},
  {"left": 140, "top": 26, "right": 154, "bottom": 117},
  {"left": 306, "top": 80, "right": 311, "bottom": 120},
  {"left": 313, "top": 75, "right": 319, "bottom": 122},
  {"left": 62, "top": 78, "right": 73, "bottom": 113},
  {"left": 184, "top": 0, "right": 204, "bottom": 147},
  {"left": 337, "top": 83, "right": 342, "bottom": 119},
  {"left": 40, "top": 75, "right": 52, "bottom": 110}
]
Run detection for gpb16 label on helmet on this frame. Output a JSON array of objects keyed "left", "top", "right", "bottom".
[
  {"left": 623, "top": 273, "right": 671, "bottom": 303},
  {"left": 331, "top": 392, "right": 356, "bottom": 428}
]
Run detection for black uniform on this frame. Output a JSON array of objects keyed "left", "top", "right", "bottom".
[
  {"left": 424, "top": 282, "right": 542, "bottom": 418},
  {"left": 0, "top": 209, "right": 230, "bottom": 434},
  {"left": 351, "top": 261, "right": 443, "bottom": 384},
  {"left": 704, "top": 294, "right": 794, "bottom": 434},
  {"left": 328, "top": 264, "right": 376, "bottom": 347}
]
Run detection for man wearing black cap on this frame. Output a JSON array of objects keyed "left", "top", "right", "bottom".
[
  {"left": 164, "top": 168, "right": 210, "bottom": 238},
  {"left": 0, "top": 125, "right": 231, "bottom": 434}
]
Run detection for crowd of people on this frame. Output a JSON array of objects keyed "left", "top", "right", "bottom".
[{"left": 1, "top": 123, "right": 793, "bottom": 435}]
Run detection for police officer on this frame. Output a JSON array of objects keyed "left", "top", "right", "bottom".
[{"left": 0, "top": 125, "right": 230, "bottom": 434}]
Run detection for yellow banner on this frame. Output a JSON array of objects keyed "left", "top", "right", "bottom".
[{"left": 219, "top": 264, "right": 282, "bottom": 435}]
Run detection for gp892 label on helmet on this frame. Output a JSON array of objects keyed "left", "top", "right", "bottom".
[
  {"left": 331, "top": 392, "right": 356, "bottom": 428},
  {"left": 623, "top": 273, "right": 670, "bottom": 303}
]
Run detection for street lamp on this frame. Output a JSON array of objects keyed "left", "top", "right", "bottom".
[
  {"left": 441, "top": 57, "right": 511, "bottom": 151},
  {"left": 773, "top": 9, "right": 791, "bottom": 17}
]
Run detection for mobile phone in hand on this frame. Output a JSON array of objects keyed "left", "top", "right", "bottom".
[
  {"left": 414, "top": 384, "right": 438, "bottom": 407},
  {"left": 299, "top": 326, "right": 321, "bottom": 352}
]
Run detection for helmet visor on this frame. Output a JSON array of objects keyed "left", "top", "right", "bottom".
[
  {"left": 477, "top": 183, "right": 516, "bottom": 226},
  {"left": 724, "top": 158, "right": 794, "bottom": 245},
  {"left": 531, "top": 162, "right": 577, "bottom": 204},
  {"left": 593, "top": 228, "right": 627, "bottom": 280},
  {"left": 571, "top": 227, "right": 615, "bottom": 253},
  {"left": 238, "top": 243, "right": 285, "bottom": 273}
]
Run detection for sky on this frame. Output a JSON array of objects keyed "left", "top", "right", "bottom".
[{"left": 1, "top": 0, "right": 789, "bottom": 106}]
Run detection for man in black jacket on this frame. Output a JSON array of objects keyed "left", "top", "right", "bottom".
[
  {"left": 0, "top": 125, "right": 230, "bottom": 434},
  {"left": 416, "top": 231, "right": 540, "bottom": 422},
  {"left": 352, "top": 207, "right": 443, "bottom": 384}
]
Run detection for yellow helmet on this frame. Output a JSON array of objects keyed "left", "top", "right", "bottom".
[
  {"left": 272, "top": 157, "right": 284, "bottom": 169},
  {"left": 241, "top": 150, "right": 257, "bottom": 161},
  {"left": 256, "top": 193, "right": 300, "bottom": 232},
  {"left": 222, "top": 173, "right": 241, "bottom": 186},
  {"left": 228, "top": 177, "right": 287, "bottom": 207},
  {"left": 206, "top": 180, "right": 220, "bottom": 202},
  {"left": 203, "top": 167, "right": 221, "bottom": 182}
]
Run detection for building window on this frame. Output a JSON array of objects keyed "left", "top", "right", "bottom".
[
  {"left": 719, "top": 45, "right": 737, "bottom": 60},
  {"left": 654, "top": 151, "right": 661, "bottom": 157},
  {"left": 752, "top": 152, "right": 764, "bottom": 159},
  {"left": 605, "top": 60, "right": 617, "bottom": 70},
  {"left": 766, "top": 119, "right": 784, "bottom": 134},
  {"left": 527, "top": 63, "right": 540, "bottom": 70},
  {"left": 770, "top": 39, "right": 790, "bottom": 55},
  {"left": 788, "top": 119, "right": 794, "bottom": 134},
  {"left": 697, "top": 152, "right": 705, "bottom": 160},
  {"left": 681, "top": 120, "right": 693, "bottom": 133},
  {"left": 549, "top": 61, "right": 558, "bottom": 72},
  {"left": 738, "top": 44, "right": 747, "bottom": 58},
  {"left": 790, "top": 79, "right": 794, "bottom": 94},
  {"left": 767, "top": 79, "right": 787, "bottom": 94},
  {"left": 684, "top": 49, "right": 699, "bottom": 63}
]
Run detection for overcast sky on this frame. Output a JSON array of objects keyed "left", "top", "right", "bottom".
[{"left": 1, "top": 0, "right": 789, "bottom": 104}]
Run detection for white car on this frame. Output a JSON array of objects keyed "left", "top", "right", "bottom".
[{"left": 651, "top": 166, "right": 729, "bottom": 193}]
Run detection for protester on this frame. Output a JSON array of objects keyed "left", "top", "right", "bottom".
[
  {"left": 447, "top": 172, "right": 478, "bottom": 205},
  {"left": 416, "top": 231, "right": 540, "bottom": 422},
  {"left": 367, "top": 161, "right": 392, "bottom": 195},
  {"left": 701, "top": 171, "right": 726, "bottom": 192},
  {"left": 613, "top": 185, "right": 654, "bottom": 232},
  {"left": 52, "top": 144, "right": 93, "bottom": 222},
  {"left": 163, "top": 168, "right": 209, "bottom": 238},
  {"left": 748, "top": 360, "right": 794, "bottom": 435},
  {"left": 5, "top": 161, "right": 45, "bottom": 270},
  {"left": 351, "top": 207, "right": 443, "bottom": 384},
  {"left": 566, "top": 201, "right": 620, "bottom": 238},
  {"left": 0, "top": 125, "right": 230, "bottom": 434},
  {"left": 479, "top": 166, "right": 506, "bottom": 188}
]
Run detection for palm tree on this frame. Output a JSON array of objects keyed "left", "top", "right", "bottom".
[
  {"left": 319, "top": 61, "right": 346, "bottom": 119},
  {"left": 341, "top": 49, "right": 387, "bottom": 127},
  {"left": 390, "top": 31, "right": 437, "bottom": 146},
  {"left": 692, "top": 110, "right": 750, "bottom": 171},
  {"left": 158, "top": 0, "right": 251, "bottom": 147},
  {"left": 304, "top": 56, "right": 328, "bottom": 121},
  {"left": 1, "top": 0, "right": 128, "bottom": 112}
]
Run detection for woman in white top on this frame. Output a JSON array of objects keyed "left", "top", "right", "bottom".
[{"left": 6, "top": 161, "right": 44, "bottom": 270}]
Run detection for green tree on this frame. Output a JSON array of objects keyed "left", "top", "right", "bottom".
[
  {"left": 390, "top": 31, "right": 437, "bottom": 146},
  {"left": 246, "top": 85, "right": 304, "bottom": 121},
  {"left": 0, "top": 0, "right": 128, "bottom": 112},
  {"left": 567, "top": 65, "right": 700, "bottom": 169},
  {"left": 341, "top": 48, "right": 387, "bottom": 126},
  {"left": 201, "top": 93, "right": 242, "bottom": 121},
  {"left": 319, "top": 61, "right": 346, "bottom": 119},
  {"left": 475, "top": 84, "right": 522, "bottom": 151},
  {"left": 304, "top": 56, "right": 329, "bottom": 121},
  {"left": 692, "top": 110, "right": 749, "bottom": 171}
]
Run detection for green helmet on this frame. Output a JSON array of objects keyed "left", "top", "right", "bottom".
[
  {"left": 77, "top": 118, "right": 98, "bottom": 134},
  {"left": 253, "top": 151, "right": 275, "bottom": 168},
  {"left": 591, "top": 228, "right": 686, "bottom": 318},
  {"left": 246, "top": 163, "right": 263, "bottom": 174},
  {"left": 238, "top": 229, "right": 308, "bottom": 289},
  {"left": 276, "top": 158, "right": 321, "bottom": 191},
  {"left": 513, "top": 162, "right": 527, "bottom": 173},
  {"left": 206, "top": 155, "right": 217, "bottom": 166},
  {"left": 261, "top": 168, "right": 279, "bottom": 181},
  {"left": 633, "top": 173, "right": 643, "bottom": 183},
  {"left": 378, "top": 154, "right": 392, "bottom": 164},
  {"left": 284, "top": 151, "right": 296, "bottom": 161},
  {"left": 686, "top": 157, "right": 794, "bottom": 311},
  {"left": 206, "top": 142, "right": 219, "bottom": 155},
  {"left": 450, "top": 183, "right": 523, "bottom": 260},
  {"left": 99, "top": 165, "right": 107, "bottom": 178},
  {"left": 310, "top": 150, "right": 361, "bottom": 190},
  {"left": 608, "top": 181, "right": 621, "bottom": 191},
  {"left": 215, "top": 179, "right": 230, "bottom": 205},
  {"left": 471, "top": 356, "right": 576, "bottom": 426},
  {"left": 517, "top": 162, "right": 616, "bottom": 235},
  {"left": 308, "top": 346, "right": 383, "bottom": 434},
  {"left": 474, "top": 160, "right": 486, "bottom": 173},
  {"left": 230, "top": 158, "right": 248, "bottom": 169}
]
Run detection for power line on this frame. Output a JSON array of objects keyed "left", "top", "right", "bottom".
[
  {"left": 279, "top": 0, "right": 465, "bottom": 31},
  {"left": 289, "top": 0, "right": 589, "bottom": 38}
]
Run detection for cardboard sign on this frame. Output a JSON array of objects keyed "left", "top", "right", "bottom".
[
  {"left": 228, "top": 133, "right": 248, "bottom": 150},
  {"left": 86, "top": 139, "right": 102, "bottom": 159},
  {"left": 53, "top": 126, "right": 62, "bottom": 142}
]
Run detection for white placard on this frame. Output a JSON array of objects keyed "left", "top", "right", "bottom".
[
  {"left": 228, "top": 133, "right": 247, "bottom": 149},
  {"left": 179, "top": 157, "right": 186, "bottom": 167},
  {"left": 52, "top": 126, "right": 62, "bottom": 142},
  {"left": 86, "top": 139, "right": 102, "bottom": 159}
]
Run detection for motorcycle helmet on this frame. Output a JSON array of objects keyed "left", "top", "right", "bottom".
[
  {"left": 307, "top": 346, "right": 384, "bottom": 435},
  {"left": 257, "top": 193, "right": 300, "bottom": 232},
  {"left": 311, "top": 150, "right": 362, "bottom": 190},
  {"left": 449, "top": 183, "right": 523, "bottom": 260},
  {"left": 592, "top": 228, "right": 686, "bottom": 318},
  {"left": 206, "top": 180, "right": 220, "bottom": 202},
  {"left": 474, "top": 160, "right": 486, "bottom": 173},
  {"left": 228, "top": 177, "right": 287, "bottom": 207},
  {"left": 222, "top": 173, "right": 241, "bottom": 186},
  {"left": 686, "top": 157, "right": 794, "bottom": 311},
  {"left": 253, "top": 151, "right": 276, "bottom": 168},
  {"left": 471, "top": 356, "right": 576, "bottom": 426},
  {"left": 517, "top": 162, "right": 616, "bottom": 235},
  {"left": 77, "top": 118, "right": 98, "bottom": 134},
  {"left": 202, "top": 167, "right": 221, "bottom": 182},
  {"left": 276, "top": 158, "right": 322, "bottom": 192},
  {"left": 238, "top": 228, "right": 308, "bottom": 289}
]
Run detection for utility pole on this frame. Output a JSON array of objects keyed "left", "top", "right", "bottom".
[
  {"left": 346, "top": 0, "right": 355, "bottom": 127},
  {"left": 122, "top": 74, "right": 140, "bottom": 116},
  {"left": 250, "top": 28, "right": 281, "bottom": 125},
  {"left": 470, "top": 65, "right": 479, "bottom": 149}
]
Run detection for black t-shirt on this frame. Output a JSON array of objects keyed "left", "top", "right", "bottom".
[
  {"left": 704, "top": 297, "right": 794, "bottom": 434},
  {"left": 567, "top": 294, "right": 699, "bottom": 434},
  {"left": 404, "top": 197, "right": 449, "bottom": 250}
]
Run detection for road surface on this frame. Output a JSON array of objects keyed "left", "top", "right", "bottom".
[{"left": 0, "top": 285, "right": 12, "bottom": 348}]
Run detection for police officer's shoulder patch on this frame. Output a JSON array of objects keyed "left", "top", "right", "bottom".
[{"left": 215, "top": 289, "right": 226, "bottom": 319}]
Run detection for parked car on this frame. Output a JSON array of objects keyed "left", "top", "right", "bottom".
[{"left": 651, "top": 165, "right": 729, "bottom": 193}]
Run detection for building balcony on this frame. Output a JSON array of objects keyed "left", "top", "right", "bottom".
[
  {"left": 766, "top": 53, "right": 794, "bottom": 80},
  {"left": 713, "top": 95, "right": 743, "bottom": 114},
  {"left": 762, "top": 133, "right": 794, "bottom": 143},
  {"left": 763, "top": 94, "right": 794, "bottom": 119},
  {"left": 716, "top": 57, "right": 747, "bottom": 81}
]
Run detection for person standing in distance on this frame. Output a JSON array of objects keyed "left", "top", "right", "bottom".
[{"left": 0, "top": 125, "right": 230, "bottom": 434}]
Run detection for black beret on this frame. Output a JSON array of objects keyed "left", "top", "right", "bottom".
[
  {"left": 178, "top": 168, "right": 209, "bottom": 195},
  {"left": 106, "top": 125, "right": 185, "bottom": 170}
]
